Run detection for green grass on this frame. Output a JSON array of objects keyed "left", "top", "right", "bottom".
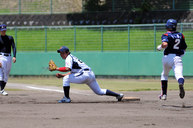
[
  {"left": 0, "top": 9, "right": 10, "bottom": 13},
  {"left": 6, "top": 88, "right": 25, "bottom": 91},
  {"left": 6, "top": 28, "right": 193, "bottom": 52},
  {"left": 8, "top": 77, "right": 193, "bottom": 91}
]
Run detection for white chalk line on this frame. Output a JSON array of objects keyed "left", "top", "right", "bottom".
[
  {"left": 26, "top": 85, "right": 91, "bottom": 96},
  {"left": 26, "top": 86, "right": 63, "bottom": 93}
]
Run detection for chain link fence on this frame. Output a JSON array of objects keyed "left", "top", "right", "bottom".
[
  {"left": 6, "top": 23, "right": 193, "bottom": 52},
  {"left": 0, "top": 0, "right": 193, "bottom": 14}
]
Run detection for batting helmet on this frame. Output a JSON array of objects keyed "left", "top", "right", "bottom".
[
  {"left": 0, "top": 24, "right": 7, "bottom": 31},
  {"left": 166, "top": 19, "right": 177, "bottom": 31}
]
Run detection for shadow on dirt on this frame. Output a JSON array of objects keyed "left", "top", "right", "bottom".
[{"left": 162, "top": 104, "right": 193, "bottom": 109}]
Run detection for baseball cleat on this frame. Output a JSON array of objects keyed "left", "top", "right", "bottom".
[
  {"left": 58, "top": 97, "right": 71, "bottom": 103},
  {"left": 159, "top": 94, "right": 167, "bottom": 100},
  {"left": 116, "top": 93, "right": 124, "bottom": 101},
  {"left": 0, "top": 90, "right": 8, "bottom": 96},
  {"left": 179, "top": 84, "right": 185, "bottom": 99}
]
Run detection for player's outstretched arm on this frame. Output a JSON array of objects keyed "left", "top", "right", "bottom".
[
  {"left": 56, "top": 72, "right": 71, "bottom": 78},
  {"left": 56, "top": 67, "right": 71, "bottom": 72}
]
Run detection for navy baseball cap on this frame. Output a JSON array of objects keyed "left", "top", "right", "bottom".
[
  {"left": 0, "top": 24, "right": 7, "bottom": 31},
  {"left": 57, "top": 46, "right": 69, "bottom": 53},
  {"left": 166, "top": 19, "right": 177, "bottom": 30}
]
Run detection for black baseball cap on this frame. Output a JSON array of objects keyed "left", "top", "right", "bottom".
[
  {"left": 57, "top": 46, "right": 69, "bottom": 53},
  {"left": 0, "top": 24, "right": 7, "bottom": 31}
]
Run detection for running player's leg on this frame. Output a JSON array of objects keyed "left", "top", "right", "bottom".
[
  {"left": 173, "top": 56, "right": 185, "bottom": 98},
  {"left": 160, "top": 63, "right": 171, "bottom": 97},
  {"left": 173, "top": 56, "right": 184, "bottom": 84}
]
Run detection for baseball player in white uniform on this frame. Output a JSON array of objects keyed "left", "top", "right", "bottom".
[
  {"left": 157, "top": 19, "right": 187, "bottom": 100},
  {"left": 51, "top": 46, "right": 124, "bottom": 103},
  {"left": 0, "top": 24, "right": 16, "bottom": 96}
]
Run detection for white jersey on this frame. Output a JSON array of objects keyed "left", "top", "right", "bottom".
[
  {"left": 63, "top": 54, "right": 107, "bottom": 96},
  {"left": 65, "top": 54, "right": 90, "bottom": 73}
]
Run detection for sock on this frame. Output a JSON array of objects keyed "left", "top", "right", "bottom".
[
  {"left": 178, "top": 78, "right": 184, "bottom": 85},
  {"left": 0, "top": 81, "right": 5, "bottom": 91},
  {"left": 63, "top": 86, "right": 70, "bottom": 98},
  {"left": 3, "top": 82, "right": 6, "bottom": 90},
  {"left": 106, "top": 89, "right": 119, "bottom": 97},
  {"left": 161, "top": 80, "right": 168, "bottom": 95}
]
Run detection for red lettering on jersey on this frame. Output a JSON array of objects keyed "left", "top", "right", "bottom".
[
  {"left": 164, "top": 33, "right": 168, "bottom": 36},
  {"left": 182, "top": 34, "right": 185, "bottom": 39}
]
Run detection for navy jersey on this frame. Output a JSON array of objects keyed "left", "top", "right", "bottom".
[
  {"left": 0, "top": 35, "right": 16, "bottom": 57},
  {"left": 161, "top": 31, "right": 187, "bottom": 56}
]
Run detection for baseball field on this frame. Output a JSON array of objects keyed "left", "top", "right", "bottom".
[{"left": 1, "top": 77, "right": 193, "bottom": 128}]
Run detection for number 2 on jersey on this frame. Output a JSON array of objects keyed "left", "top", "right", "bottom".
[{"left": 173, "top": 39, "right": 180, "bottom": 49}]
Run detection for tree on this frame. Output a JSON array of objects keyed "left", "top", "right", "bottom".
[{"left": 84, "top": 0, "right": 106, "bottom": 12}]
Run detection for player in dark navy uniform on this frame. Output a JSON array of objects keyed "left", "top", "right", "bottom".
[
  {"left": 0, "top": 24, "right": 16, "bottom": 96},
  {"left": 157, "top": 19, "right": 187, "bottom": 100}
]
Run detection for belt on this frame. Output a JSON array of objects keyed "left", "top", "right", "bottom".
[
  {"left": 164, "top": 53, "right": 181, "bottom": 56},
  {"left": 0, "top": 53, "right": 11, "bottom": 56},
  {"left": 75, "top": 72, "right": 84, "bottom": 77},
  {"left": 75, "top": 69, "right": 90, "bottom": 77},
  {"left": 84, "top": 68, "right": 90, "bottom": 71}
]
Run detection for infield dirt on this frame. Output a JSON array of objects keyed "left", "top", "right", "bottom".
[{"left": 0, "top": 83, "right": 193, "bottom": 128}]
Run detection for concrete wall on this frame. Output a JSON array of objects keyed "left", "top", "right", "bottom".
[{"left": 10, "top": 52, "right": 193, "bottom": 76}]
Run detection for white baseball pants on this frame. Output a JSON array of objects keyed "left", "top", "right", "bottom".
[
  {"left": 161, "top": 54, "right": 184, "bottom": 81},
  {"left": 63, "top": 70, "right": 107, "bottom": 95},
  {"left": 0, "top": 55, "right": 12, "bottom": 82}
]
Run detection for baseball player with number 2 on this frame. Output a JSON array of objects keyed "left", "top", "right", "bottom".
[
  {"left": 49, "top": 46, "right": 124, "bottom": 103},
  {"left": 157, "top": 19, "right": 187, "bottom": 100}
]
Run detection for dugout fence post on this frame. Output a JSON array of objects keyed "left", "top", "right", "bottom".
[
  {"left": 128, "top": 24, "right": 130, "bottom": 52},
  {"left": 44, "top": 26, "right": 47, "bottom": 52},
  {"left": 101, "top": 25, "right": 104, "bottom": 52},
  {"left": 74, "top": 26, "right": 76, "bottom": 52},
  {"left": 50, "top": 0, "right": 53, "bottom": 14},
  {"left": 18, "top": 0, "right": 21, "bottom": 14},
  {"left": 154, "top": 24, "right": 156, "bottom": 52},
  {"left": 172, "top": 0, "right": 175, "bottom": 10},
  {"left": 180, "top": 23, "right": 183, "bottom": 33}
]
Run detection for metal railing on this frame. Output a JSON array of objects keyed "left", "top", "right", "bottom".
[{"left": 6, "top": 23, "right": 193, "bottom": 52}]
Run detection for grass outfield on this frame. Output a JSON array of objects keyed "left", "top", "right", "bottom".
[
  {"left": 6, "top": 28, "right": 193, "bottom": 52},
  {"left": 8, "top": 76, "right": 193, "bottom": 91}
]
